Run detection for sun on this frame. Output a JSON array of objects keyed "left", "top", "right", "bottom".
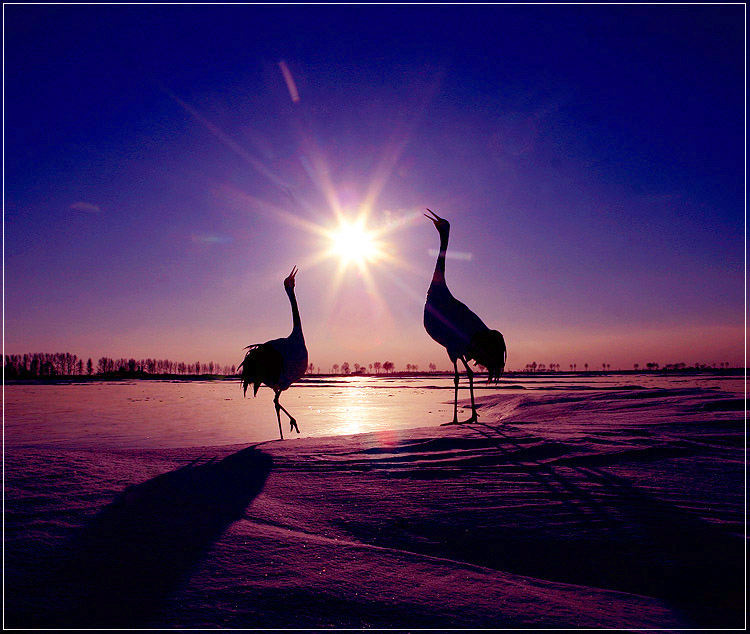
[{"left": 326, "top": 217, "right": 381, "bottom": 268}]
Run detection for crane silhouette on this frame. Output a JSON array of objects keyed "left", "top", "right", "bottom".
[
  {"left": 239, "top": 266, "right": 308, "bottom": 440},
  {"left": 423, "top": 209, "right": 506, "bottom": 424}
]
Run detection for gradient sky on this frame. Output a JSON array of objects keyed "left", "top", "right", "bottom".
[{"left": 4, "top": 4, "right": 745, "bottom": 371}]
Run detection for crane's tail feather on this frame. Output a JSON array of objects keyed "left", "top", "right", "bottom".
[
  {"left": 238, "top": 345, "right": 262, "bottom": 397},
  {"left": 238, "top": 343, "right": 282, "bottom": 398},
  {"left": 469, "top": 329, "right": 507, "bottom": 384}
]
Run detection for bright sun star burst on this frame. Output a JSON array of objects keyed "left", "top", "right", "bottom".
[{"left": 327, "top": 216, "right": 380, "bottom": 268}]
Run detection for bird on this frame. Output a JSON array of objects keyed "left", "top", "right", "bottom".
[
  {"left": 423, "top": 208, "right": 507, "bottom": 424},
  {"left": 239, "top": 266, "right": 308, "bottom": 440}
]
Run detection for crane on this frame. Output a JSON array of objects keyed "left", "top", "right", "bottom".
[
  {"left": 239, "top": 266, "right": 308, "bottom": 439},
  {"left": 423, "top": 209, "right": 506, "bottom": 424}
]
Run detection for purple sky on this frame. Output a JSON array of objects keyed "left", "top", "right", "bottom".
[{"left": 5, "top": 5, "right": 745, "bottom": 371}]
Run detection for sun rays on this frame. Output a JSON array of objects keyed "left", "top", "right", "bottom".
[
  {"left": 271, "top": 200, "right": 426, "bottom": 347},
  {"left": 166, "top": 73, "right": 429, "bottom": 331},
  {"left": 326, "top": 215, "right": 381, "bottom": 269},
  {"left": 301, "top": 206, "right": 416, "bottom": 326}
]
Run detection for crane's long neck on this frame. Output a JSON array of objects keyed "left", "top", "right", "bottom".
[
  {"left": 431, "top": 228, "right": 449, "bottom": 286},
  {"left": 287, "top": 287, "right": 303, "bottom": 337}
]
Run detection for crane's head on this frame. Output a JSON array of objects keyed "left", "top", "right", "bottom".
[
  {"left": 424, "top": 208, "right": 450, "bottom": 234},
  {"left": 469, "top": 329, "right": 507, "bottom": 384},
  {"left": 283, "top": 266, "right": 298, "bottom": 290}
]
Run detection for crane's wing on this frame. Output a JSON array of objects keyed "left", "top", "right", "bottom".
[
  {"left": 425, "top": 286, "right": 488, "bottom": 357},
  {"left": 445, "top": 295, "right": 488, "bottom": 336},
  {"left": 239, "top": 343, "right": 283, "bottom": 397}
]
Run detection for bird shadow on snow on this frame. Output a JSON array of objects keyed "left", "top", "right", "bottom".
[
  {"left": 20, "top": 445, "right": 272, "bottom": 629},
  {"left": 460, "top": 421, "right": 745, "bottom": 628}
]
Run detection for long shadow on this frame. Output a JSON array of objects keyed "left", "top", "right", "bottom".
[
  {"left": 14, "top": 445, "right": 272, "bottom": 628},
  {"left": 461, "top": 421, "right": 744, "bottom": 627}
]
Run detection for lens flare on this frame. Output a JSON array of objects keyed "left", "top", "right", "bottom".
[{"left": 328, "top": 217, "right": 380, "bottom": 267}]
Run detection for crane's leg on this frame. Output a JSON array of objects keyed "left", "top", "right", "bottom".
[
  {"left": 460, "top": 357, "right": 478, "bottom": 423},
  {"left": 451, "top": 359, "right": 460, "bottom": 424},
  {"left": 277, "top": 399, "right": 300, "bottom": 434},
  {"left": 273, "top": 391, "right": 284, "bottom": 440},
  {"left": 440, "top": 359, "right": 463, "bottom": 426}
]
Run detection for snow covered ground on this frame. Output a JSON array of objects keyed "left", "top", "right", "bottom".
[{"left": 4, "top": 372, "right": 745, "bottom": 628}]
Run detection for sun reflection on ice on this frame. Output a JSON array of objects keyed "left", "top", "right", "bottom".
[{"left": 329, "top": 384, "right": 372, "bottom": 436}]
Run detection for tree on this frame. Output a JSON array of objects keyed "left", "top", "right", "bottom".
[
  {"left": 86, "top": 358, "right": 93, "bottom": 375},
  {"left": 584, "top": 363, "right": 588, "bottom": 372},
  {"left": 429, "top": 362, "right": 436, "bottom": 372},
  {"left": 382, "top": 361, "right": 394, "bottom": 373},
  {"left": 634, "top": 363, "right": 639, "bottom": 371},
  {"left": 373, "top": 361, "right": 381, "bottom": 374},
  {"left": 332, "top": 364, "right": 339, "bottom": 374},
  {"left": 341, "top": 361, "right": 350, "bottom": 374}
]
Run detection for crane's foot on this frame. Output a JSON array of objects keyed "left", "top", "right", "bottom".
[
  {"left": 289, "top": 418, "right": 300, "bottom": 434},
  {"left": 440, "top": 414, "right": 478, "bottom": 426}
]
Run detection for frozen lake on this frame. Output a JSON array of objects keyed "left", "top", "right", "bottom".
[
  {"left": 4, "top": 372, "right": 743, "bottom": 449},
  {"left": 4, "top": 370, "right": 744, "bottom": 628}
]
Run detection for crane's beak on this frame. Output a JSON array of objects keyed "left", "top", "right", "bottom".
[
  {"left": 424, "top": 208, "right": 443, "bottom": 225},
  {"left": 284, "top": 266, "right": 298, "bottom": 289}
]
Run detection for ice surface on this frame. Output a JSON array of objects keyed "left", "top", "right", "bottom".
[
  {"left": 5, "top": 373, "right": 742, "bottom": 448},
  {"left": 4, "top": 372, "right": 745, "bottom": 628}
]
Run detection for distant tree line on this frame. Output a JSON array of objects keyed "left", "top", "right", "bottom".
[
  {"left": 6, "top": 354, "right": 448, "bottom": 379},
  {"left": 329, "top": 361, "right": 397, "bottom": 375},
  {"left": 519, "top": 361, "right": 734, "bottom": 373},
  {"left": 321, "top": 361, "right": 461, "bottom": 375},
  {"left": 6, "top": 353, "right": 735, "bottom": 380},
  {"left": 524, "top": 362, "right": 565, "bottom": 372},
  {"left": 660, "top": 362, "right": 732, "bottom": 371},
  {"left": 4, "top": 353, "right": 236, "bottom": 378}
]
